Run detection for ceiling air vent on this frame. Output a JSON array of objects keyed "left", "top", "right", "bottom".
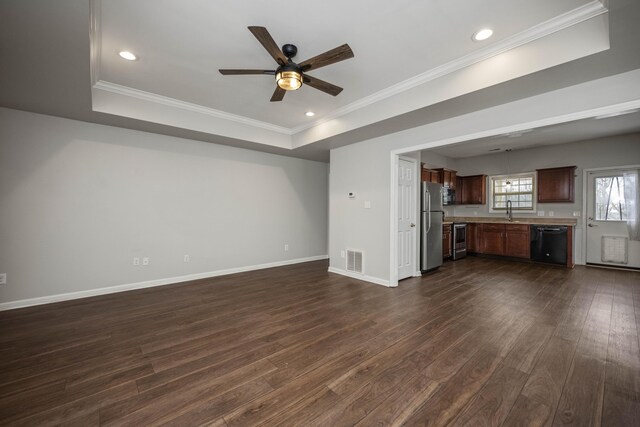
[{"left": 346, "top": 250, "right": 364, "bottom": 274}]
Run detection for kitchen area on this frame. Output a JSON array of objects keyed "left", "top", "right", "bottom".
[
  {"left": 420, "top": 164, "right": 578, "bottom": 272},
  {"left": 413, "top": 118, "right": 640, "bottom": 276}
]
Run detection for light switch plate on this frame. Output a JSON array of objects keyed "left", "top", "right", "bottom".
[
  {"left": 364, "top": 201, "right": 371, "bottom": 209},
  {"left": 537, "top": 211, "right": 545, "bottom": 217},
  {"left": 0, "top": 273, "right": 6, "bottom": 286},
  {"left": 548, "top": 211, "right": 555, "bottom": 217}
]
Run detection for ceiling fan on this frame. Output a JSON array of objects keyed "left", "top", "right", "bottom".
[{"left": 219, "top": 26, "right": 354, "bottom": 102}]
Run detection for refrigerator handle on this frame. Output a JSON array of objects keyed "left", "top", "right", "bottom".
[{"left": 426, "top": 191, "right": 431, "bottom": 233}]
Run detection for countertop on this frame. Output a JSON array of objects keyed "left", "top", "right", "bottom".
[
  {"left": 443, "top": 221, "right": 453, "bottom": 225},
  {"left": 444, "top": 216, "right": 578, "bottom": 226}
]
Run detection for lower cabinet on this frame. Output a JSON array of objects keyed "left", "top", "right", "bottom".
[
  {"left": 467, "top": 223, "right": 478, "bottom": 253},
  {"left": 480, "top": 224, "right": 505, "bottom": 256},
  {"left": 505, "top": 224, "right": 530, "bottom": 259},
  {"left": 443, "top": 224, "right": 452, "bottom": 259},
  {"left": 477, "top": 223, "right": 530, "bottom": 259}
]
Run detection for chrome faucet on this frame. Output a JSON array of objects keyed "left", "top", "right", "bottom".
[{"left": 506, "top": 199, "right": 513, "bottom": 222}]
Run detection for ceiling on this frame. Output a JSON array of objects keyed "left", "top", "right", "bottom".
[
  {"left": 99, "top": 0, "right": 591, "bottom": 129},
  {"left": 2, "top": 0, "right": 639, "bottom": 162},
  {"left": 428, "top": 110, "right": 640, "bottom": 158}
]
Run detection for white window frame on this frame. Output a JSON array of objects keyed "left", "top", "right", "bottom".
[{"left": 489, "top": 172, "right": 537, "bottom": 213}]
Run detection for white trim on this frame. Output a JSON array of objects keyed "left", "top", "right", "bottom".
[
  {"left": 92, "top": 81, "right": 293, "bottom": 136},
  {"left": 582, "top": 164, "right": 640, "bottom": 266},
  {"left": 0, "top": 255, "right": 328, "bottom": 311},
  {"left": 389, "top": 154, "right": 399, "bottom": 287},
  {"left": 413, "top": 271, "right": 422, "bottom": 277},
  {"left": 89, "top": 0, "right": 101, "bottom": 85},
  {"left": 327, "top": 267, "right": 390, "bottom": 287},
  {"left": 289, "top": 0, "right": 607, "bottom": 134}
]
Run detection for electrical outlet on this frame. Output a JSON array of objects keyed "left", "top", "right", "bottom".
[
  {"left": 364, "top": 201, "right": 371, "bottom": 209},
  {"left": 573, "top": 211, "right": 581, "bottom": 217},
  {"left": 537, "top": 211, "right": 545, "bottom": 217},
  {"left": 142, "top": 257, "right": 150, "bottom": 266},
  {"left": 0, "top": 273, "right": 6, "bottom": 286},
  {"left": 183, "top": 254, "right": 190, "bottom": 262},
  {"left": 340, "top": 250, "right": 345, "bottom": 258},
  {"left": 548, "top": 211, "right": 555, "bottom": 217},
  {"left": 133, "top": 257, "right": 140, "bottom": 266},
  {"left": 284, "top": 244, "right": 289, "bottom": 252}
]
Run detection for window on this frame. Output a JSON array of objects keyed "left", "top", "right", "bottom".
[
  {"left": 595, "top": 175, "right": 629, "bottom": 221},
  {"left": 490, "top": 172, "right": 536, "bottom": 211}
]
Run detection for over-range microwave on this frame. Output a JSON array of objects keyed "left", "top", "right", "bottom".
[{"left": 442, "top": 187, "right": 456, "bottom": 205}]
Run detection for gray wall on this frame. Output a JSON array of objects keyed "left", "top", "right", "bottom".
[{"left": 0, "top": 108, "right": 328, "bottom": 305}]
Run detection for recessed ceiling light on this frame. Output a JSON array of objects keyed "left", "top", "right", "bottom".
[
  {"left": 118, "top": 51, "right": 137, "bottom": 61},
  {"left": 472, "top": 28, "right": 493, "bottom": 41},
  {"left": 305, "top": 111, "right": 315, "bottom": 117}
]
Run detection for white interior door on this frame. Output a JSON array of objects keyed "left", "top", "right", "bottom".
[
  {"left": 586, "top": 169, "right": 640, "bottom": 268},
  {"left": 397, "top": 158, "right": 417, "bottom": 280}
]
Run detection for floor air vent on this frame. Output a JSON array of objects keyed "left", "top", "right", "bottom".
[
  {"left": 346, "top": 250, "right": 364, "bottom": 273},
  {"left": 601, "top": 236, "right": 628, "bottom": 264}
]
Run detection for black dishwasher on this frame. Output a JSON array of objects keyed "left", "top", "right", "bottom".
[{"left": 530, "top": 225, "right": 568, "bottom": 265}]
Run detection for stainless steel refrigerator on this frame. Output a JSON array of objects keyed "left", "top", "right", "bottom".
[{"left": 421, "top": 182, "right": 444, "bottom": 271}]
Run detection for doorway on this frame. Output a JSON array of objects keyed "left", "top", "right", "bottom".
[
  {"left": 397, "top": 157, "right": 418, "bottom": 280},
  {"left": 585, "top": 167, "right": 640, "bottom": 269}
]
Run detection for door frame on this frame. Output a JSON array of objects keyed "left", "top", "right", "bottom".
[
  {"left": 581, "top": 164, "right": 640, "bottom": 266},
  {"left": 390, "top": 155, "right": 420, "bottom": 286}
]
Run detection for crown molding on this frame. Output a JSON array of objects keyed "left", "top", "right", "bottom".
[
  {"left": 93, "top": 80, "right": 293, "bottom": 135},
  {"left": 89, "top": 0, "right": 101, "bottom": 85},
  {"left": 289, "top": 0, "right": 608, "bottom": 134}
]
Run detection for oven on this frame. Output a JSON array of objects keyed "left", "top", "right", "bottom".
[{"left": 453, "top": 223, "right": 467, "bottom": 260}]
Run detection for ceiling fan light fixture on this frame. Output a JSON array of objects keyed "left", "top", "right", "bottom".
[
  {"left": 305, "top": 111, "right": 315, "bottom": 117},
  {"left": 276, "top": 70, "right": 302, "bottom": 91}
]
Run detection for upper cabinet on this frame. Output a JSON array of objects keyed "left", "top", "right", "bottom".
[
  {"left": 457, "top": 175, "right": 487, "bottom": 205},
  {"left": 537, "top": 166, "right": 577, "bottom": 203},
  {"left": 421, "top": 166, "right": 457, "bottom": 190}
]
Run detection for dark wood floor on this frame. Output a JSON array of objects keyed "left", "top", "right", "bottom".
[{"left": 1, "top": 257, "right": 639, "bottom": 426}]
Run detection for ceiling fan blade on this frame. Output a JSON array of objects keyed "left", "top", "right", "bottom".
[
  {"left": 298, "top": 44, "right": 354, "bottom": 72},
  {"left": 219, "top": 69, "right": 275, "bottom": 75},
  {"left": 248, "top": 26, "right": 287, "bottom": 66},
  {"left": 303, "top": 74, "right": 343, "bottom": 96},
  {"left": 270, "top": 86, "right": 286, "bottom": 102}
]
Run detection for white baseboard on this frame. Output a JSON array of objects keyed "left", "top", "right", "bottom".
[
  {"left": 413, "top": 270, "right": 422, "bottom": 277},
  {"left": 327, "top": 267, "right": 390, "bottom": 287},
  {"left": 0, "top": 255, "right": 328, "bottom": 311}
]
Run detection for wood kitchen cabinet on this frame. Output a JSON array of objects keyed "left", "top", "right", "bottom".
[
  {"left": 457, "top": 175, "right": 487, "bottom": 205},
  {"left": 421, "top": 165, "right": 440, "bottom": 183},
  {"left": 505, "top": 224, "right": 530, "bottom": 259},
  {"left": 434, "top": 168, "right": 457, "bottom": 190},
  {"left": 443, "top": 224, "right": 452, "bottom": 259},
  {"left": 537, "top": 166, "right": 576, "bottom": 203},
  {"left": 467, "top": 223, "right": 478, "bottom": 253},
  {"left": 421, "top": 166, "right": 458, "bottom": 190},
  {"left": 476, "top": 223, "right": 531, "bottom": 259},
  {"left": 480, "top": 224, "right": 505, "bottom": 255}
]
